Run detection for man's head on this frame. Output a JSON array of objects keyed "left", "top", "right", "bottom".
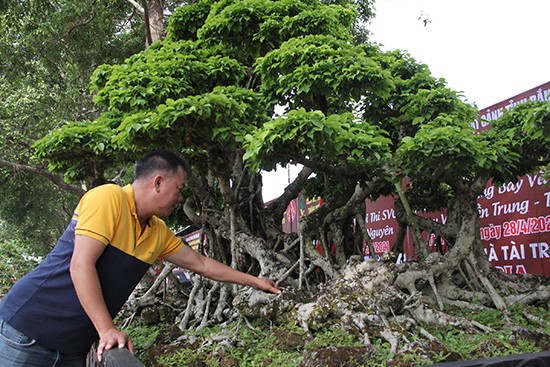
[
  {"left": 134, "top": 150, "right": 191, "bottom": 182},
  {"left": 132, "top": 150, "right": 192, "bottom": 219}
]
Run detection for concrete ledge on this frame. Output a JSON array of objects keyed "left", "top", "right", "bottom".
[
  {"left": 87, "top": 348, "right": 550, "bottom": 366},
  {"left": 87, "top": 346, "right": 145, "bottom": 367},
  {"left": 421, "top": 351, "right": 550, "bottom": 367},
  {"left": 102, "top": 348, "right": 145, "bottom": 367}
]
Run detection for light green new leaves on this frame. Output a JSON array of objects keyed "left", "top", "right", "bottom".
[
  {"left": 34, "top": 84, "right": 267, "bottom": 181},
  {"left": 90, "top": 40, "right": 246, "bottom": 113},
  {"left": 396, "top": 116, "right": 485, "bottom": 182},
  {"left": 394, "top": 108, "right": 547, "bottom": 188},
  {"left": 112, "top": 86, "right": 268, "bottom": 152},
  {"left": 243, "top": 108, "right": 391, "bottom": 175},
  {"left": 255, "top": 34, "right": 392, "bottom": 112},
  {"left": 33, "top": 115, "right": 119, "bottom": 182},
  {"left": 486, "top": 100, "right": 550, "bottom": 182},
  {"left": 198, "top": 0, "right": 355, "bottom": 64}
]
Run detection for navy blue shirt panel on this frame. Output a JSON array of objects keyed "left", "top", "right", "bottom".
[{"left": 0, "top": 219, "right": 150, "bottom": 356}]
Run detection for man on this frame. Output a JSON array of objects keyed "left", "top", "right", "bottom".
[{"left": 0, "top": 150, "right": 280, "bottom": 366}]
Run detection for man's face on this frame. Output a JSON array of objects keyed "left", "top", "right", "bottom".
[{"left": 156, "top": 167, "right": 187, "bottom": 217}]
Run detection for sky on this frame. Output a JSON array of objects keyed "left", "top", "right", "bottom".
[
  {"left": 367, "top": 0, "right": 550, "bottom": 109},
  {"left": 262, "top": 0, "right": 550, "bottom": 201}
]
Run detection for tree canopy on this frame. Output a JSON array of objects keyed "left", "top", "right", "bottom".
[{"left": 32, "top": 0, "right": 550, "bottom": 276}]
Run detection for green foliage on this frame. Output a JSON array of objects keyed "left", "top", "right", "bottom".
[
  {"left": 124, "top": 321, "right": 167, "bottom": 362},
  {"left": 0, "top": 0, "right": 145, "bottom": 123},
  {"left": 320, "top": 0, "right": 375, "bottom": 25},
  {"left": 96, "top": 86, "right": 269, "bottom": 162},
  {"left": 450, "top": 302, "right": 550, "bottom": 335},
  {"left": 0, "top": 0, "right": 151, "bottom": 243},
  {"left": 90, "top": 40, "right": 247, "bottom": 113},
  {"left": 256, "top": 35, "right": 392, "bottom": 112},
  {"left": 198, "top": 0, "right": 312, "bottom": 63},
  {"left": 0, "top": 172, "right": 77, "bottom": 250},
  {"left": 362, "top": 49, "right": 480, "bottom": 145},
  {"left": 276, "top": 5, "right": 356, "bottom": 41},
  {"left": 157, "top": 348, "right": 203, "bottom": 367},
  {"left": 396, "top": 116, "right": 483, "bottom": 181},
  {"left": 432, "top": 326, "right": 534, "bottom": 360},
  {"left": 428, "top": 304, "right": 549, "bottom": 361},
  {"left": 363, "top": 339, "right": 393, "bottom": 367},
  {"left": 244, "top": 109, "right": 391, "bottom": 177},
  {"left": 0, "top": 239, "right": 41, "bottom": 295},
  {"left": 166, "top": 0, "right": 214, "bottom": 41},
  {"left": 488, "top": 100, "right": 550, "bottom": 182},
  {"left": 33, "top": 118, "right": 120, "bottom": 182},
  {"left": 509, "top": 303, "right": 550, "bottom": 335},
  {"left": 141, "top": 320, "right": 306, "bottom": 367}
]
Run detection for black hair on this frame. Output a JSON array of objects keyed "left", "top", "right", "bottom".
[{"left": 134, "top": 150, "right": 192, "bottom": 180}]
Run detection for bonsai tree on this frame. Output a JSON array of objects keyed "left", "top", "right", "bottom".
[{"left": 33, "top": 0, "right": 550, "bottom": 351}]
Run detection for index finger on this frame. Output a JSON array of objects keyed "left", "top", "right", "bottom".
[{"left": 263, "top": 278, "right": 281, "bottom": 294}]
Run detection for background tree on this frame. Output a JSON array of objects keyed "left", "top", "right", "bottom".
[{"left": 0, "top": 0, "right": 185, "bottom": 251}]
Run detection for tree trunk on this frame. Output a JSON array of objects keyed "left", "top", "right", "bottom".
[
  {"left": 146, "top": 0, "right": 164, "bottom": 45},
  {"left": 132, "top": 0, "right": 164, "bottom": 47}
]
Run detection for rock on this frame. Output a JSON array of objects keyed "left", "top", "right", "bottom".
[
  {"left": 300, "top": 346, "right": 373, "bottom": 367},
  {"left": 141, "top": 306, "right": 160, "bottom": 325}
]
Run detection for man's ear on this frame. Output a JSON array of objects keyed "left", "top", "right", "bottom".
[{"left": 154, "top": 175, "right": 163, "bottom": 192}]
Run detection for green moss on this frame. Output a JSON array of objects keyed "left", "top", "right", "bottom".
[
  {"left": 306, "top": 327, "right": 363, "bottom": 350},
  {"left": 123, "top": 321, "right": 168, "bottom": 362},
  {"left": 122, "top": 303, "right": 549, "bottom": 367},
  {"left": 157, "top": 349, "right": 200, "bottom": 366}
]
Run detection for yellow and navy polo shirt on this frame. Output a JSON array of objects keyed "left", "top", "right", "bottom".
[{"left": 0, "top": 184, "right": 184, "bottom": 356}]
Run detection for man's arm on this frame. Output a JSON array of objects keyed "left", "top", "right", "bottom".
[
  {"left": 70, "top": 235, "right": 134, "bottom": 361},
  {"left": 165, "top": 245, "right": 281, "bottom": 294}
]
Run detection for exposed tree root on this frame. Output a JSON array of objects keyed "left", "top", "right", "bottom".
[
  {"left": 408, "top": 303, "right": 495, "bottom": 333},
  {"left": 129, "top": 262, "right": 175, "bottom": 310},
  {"left": 122, "top": 247, "right": 549, "bottom": 362},
  {"left": 238, "top": 259, "right": 550, "bottom": 356}
]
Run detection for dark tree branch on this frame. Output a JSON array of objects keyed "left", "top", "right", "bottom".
[
  {"left": 62, "top": 12, "right": 97, "bottom": 42},
  {"left": 0, "top": 158, "right": 85, "bottom": 196},
  {"left": 264, "top": 166, "right": 313, "bottom": 221}
]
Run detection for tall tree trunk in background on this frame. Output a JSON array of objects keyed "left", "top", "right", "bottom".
[
  {"left": 143, "top": 0, "right": 164, "bottom": 46},
  {"left": 128, "top": 0, "right": 165, "bottom": 46}
]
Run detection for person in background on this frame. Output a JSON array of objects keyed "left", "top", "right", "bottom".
[{"left": 0, "top": 150, "right": 280, "bottom": 366}]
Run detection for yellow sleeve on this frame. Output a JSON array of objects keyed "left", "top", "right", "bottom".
[
  {"left": 155, "top": 218, "right": 185, "bottom": 259},
  {"left": 74, "top": 184, "right": 122, "bottom": 245}
]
